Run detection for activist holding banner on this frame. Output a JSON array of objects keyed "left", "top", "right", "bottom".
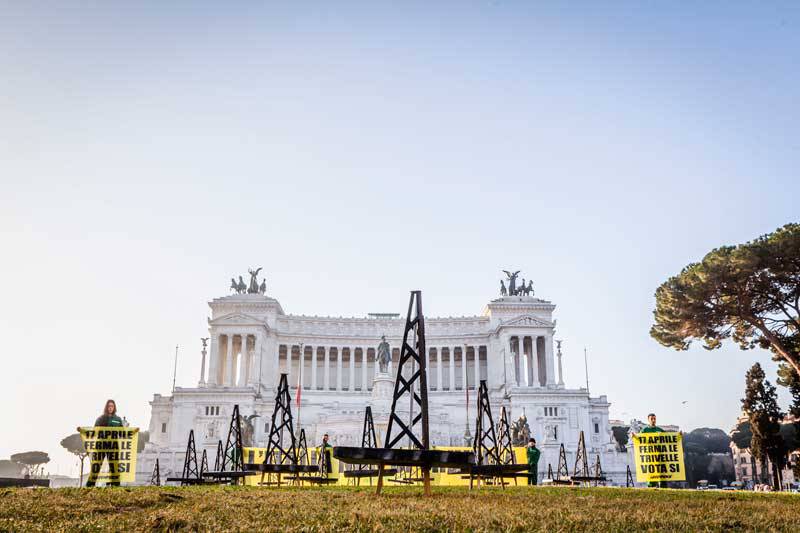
[
  {"left": 631, "top": 413, "right": 685, "bottom": 488},
  {"left": 78, "top": 399, "right": 138, "bottom": 487}
]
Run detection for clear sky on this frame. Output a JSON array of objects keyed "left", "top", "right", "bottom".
[{"left": 1, "top": 2, "right": 798, "bottom": 477}]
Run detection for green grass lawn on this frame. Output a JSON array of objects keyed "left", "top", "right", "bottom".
[{"left": 1, "top": 485, "right": 798, "bottom": 532}]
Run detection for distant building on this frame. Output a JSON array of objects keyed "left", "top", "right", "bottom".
[
  {"left": 729, "top": 415, "right": 798, "bottom": 489},
  {"left": 136, "top": 274, "right": 631, "bottom": 484}
]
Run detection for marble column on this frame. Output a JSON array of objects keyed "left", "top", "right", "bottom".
[
  {"left": 436, "top": 348, "right": 443, "bottom": 391},
  {"left": 349, "top": 347, "right": 356, "bottom": 391},
  {"left": 473, "top": 346, "right": 480, "bottom": 387},
  {"left": 557, "top": 341, "right": 565, "bottom": 386},
  {"left": 336, "top": 347, "right": 343, "bottom": 391},
  {"left": 533, "top": 336, "right": 542, "bottom": 387},
  {"left": 545, "top": 334, "right": 555, "bottom": 386},
  {"left": 323, "top": 346, "right": 330, "bottom": 390},
  {"left": 449, "top": 347, "right": 456, "bottom": 391},
  {"left": 238, "top": 335, "right": 248, "bottom": 386},
  {"left": 208, "top": 335, "right": 220, "bottom": 386},
  {"left": 226, "top": 335, "right": 235, "bottom": 386},
  {"left": 461, "top": 345, "right": 468, "bottom": 391},
  {"left": 286, "top": 343, "right": 293, "bottom": 383},
  {"left": 361, "top": 348, "right": 367, "bottom": 391},
  {"left": 252, "top": 334, "right": 262, "bottom": 388},
  {"left": 310, "top": 345, "right": 318, "bottom": 390}
]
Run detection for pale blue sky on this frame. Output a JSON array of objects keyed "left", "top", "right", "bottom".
[{"left": 1, "top": 2, "right": 798, "bottom": 476}]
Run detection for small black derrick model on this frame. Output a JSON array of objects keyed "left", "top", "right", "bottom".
[
  {"left": 626, "top": 464, "right": 634, "bottom": 487},
  {"left": 203, "top": 405, "right": 250, "bottom": 483},
  {"left": 464, "top": 380, "right": 527, "bottom": 489},
  {"left": 149, "top": 458, "right": 161, "bottom": 486},
  {"left": 245, "top": 373, "right": 320, "bottom": 486},
  {"left": 166, "top": 429, "right": 204, "bottom": 485},
  {"left": 569, "top": 431, "right": 606, "bottom": 485},
  {"left": 200, "top": 449, "right": 209, "bottom": 477},
  {"left": 343, "top": 406, "right": 397, "bottom": 485},
  {"left": 214, "top": 440, "right": 223, "bottom": 471},
  {"left": 334, "top": 291, "right": 474, "bottom": 495}
]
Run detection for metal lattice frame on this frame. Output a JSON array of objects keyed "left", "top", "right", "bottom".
[
  {"left": 496, "top": 405, "right": 515, "bottom": 465},
  {"left": 149, "top": 458, "right": 161, "bottom": 486},
  {"left": 557, "top": 443, "right": 569, "bottom": 480},
  {"left": 473, "top": 380, "right": 501, "bottom": 466},
  {"left": 593, "top": 454, "right": 605, "bottom": 487},
  {"left": 200, "top": 449, "right": 209, "bottom": 477},
  {"left": 221, "top": 405, "right": 244, "bottom": 472},
  {"left": 573, "top": 430, "right": 590, "bottom": 480},
  {"left": 265, "top": 373, "right": 298, "bottom": 466},
  {"left": 214, "top": 440, "right": 223, "bottom": 471},
  {"left": 384, "top": 290, "right": 429, "bottom": 451},
  {"left": 362, "top": 406, "right": 378, "bottom": 448},
  {"left": 297, "top": 429, "right": 310, "bottom": 466},
  {"left": 626, "top": 464, "right": 634, "bottom": 487},
  {"left": 181, "top": 430, "right": 200, "bottom": 484},
  {"left": 547, "top": 463, "right": 554, "bottom": 481}
]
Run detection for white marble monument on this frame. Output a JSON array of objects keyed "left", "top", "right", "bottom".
[{"left": 136, "top": 271, "right": 631, "bottom": 484}]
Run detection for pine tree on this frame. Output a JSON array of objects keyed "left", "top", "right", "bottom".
[{"left": 741, "top": 363, "right": 786, "bottom": 490}]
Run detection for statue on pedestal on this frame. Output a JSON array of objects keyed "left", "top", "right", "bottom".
[
  {"left": 376, "top": 335, "right": 391, "bottom": 374},
  {"left": 511, "top": 413, "right": 531, "bottom": 446}
]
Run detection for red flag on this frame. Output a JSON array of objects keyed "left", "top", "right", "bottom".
[{"left": 296, "top": 373, "right": 302, "bottom": 407}]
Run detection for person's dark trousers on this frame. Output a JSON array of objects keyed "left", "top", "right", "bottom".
[
  {"left": 85, "top": 452, "right": 121, "bottom": 487},
  {"left": 527, "top": 469, "right": 538, "bottom": 485}
]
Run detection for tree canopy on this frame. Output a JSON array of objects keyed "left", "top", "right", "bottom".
[
  {"left": 742, "top": 363, "right": 785, "bottom": 488},
  {"left": 651, "top": 223, "right": 800, "bottom": 376},
  {"left": 9, "top": 451, "right": 50, "bottom": 477},
  {"left": 0, "top": 459, "right": 24, "bottom": 478},
  {"left": 60, "top": 434, "right": 86, "bottom": 457}
]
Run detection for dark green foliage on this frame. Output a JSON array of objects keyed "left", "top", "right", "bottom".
[
  {"left": 651, "top": 224, "right": 800, "bottom": 377},
  {"left": 137, "top": 431, "right": 150, "bottom": 453},
  {"left": 0, "top": 459, "right": 24, "bottom": 478},
  {"left": 742, "top": 363, "right": 785, "bottom": 489},
  {"left": 611, "top": 426, "right": 629, "bottom": 451},
  {"left": 682, "top": 428, "right": 735, "bottom": 487},
  {"left": 9, "top": 451, "right": 50, "bottom": 477},
  {"left": 61, "top": 433, "right": 88, "bottom": 485}
]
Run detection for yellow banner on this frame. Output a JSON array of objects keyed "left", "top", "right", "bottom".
[
  {"left": 79, "top": 427, "right": 139, "bottom": 484},
  {"left": 632, "top": 431, "right": 685, "bottom": 482}
]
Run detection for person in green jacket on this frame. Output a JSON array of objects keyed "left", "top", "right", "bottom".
[
  {"left": 526, "top": 438, "right": 541, "bottom": 486},
  {"left": 85, "top": 399, "right": 125, "bottom": 487},
  {"left": 320, "top": 433, "right": 333, "bottom": 477},
  {"left": 637, "top": 413, "right": 665, "bottom": 488}
]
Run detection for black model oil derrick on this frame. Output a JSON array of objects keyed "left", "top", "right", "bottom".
[
  {"left": 343, "top": 406, "right": 397, "bottom": 485},
  {"left": 333, "top": 291, "right": 474, "bottom": 496},
  {"left": 203, "top": 405, "right": 249, "bottom": 484},
  {"left": 466, "top": 381, "right": 528, "bottom": 488},
  {"left": 496, "top": 405, "right": 515, "bottom": 465},
  {"left": 214, "top": 440, "right": 223, "bottom": 471},
  {"left": 166, "top": 429, "right": 202, "bottom": 485},
  {"left": 150, "top": 458, "right": 160, "bottom": 486}
]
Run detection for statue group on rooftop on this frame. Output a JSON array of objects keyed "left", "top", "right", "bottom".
[
  {"left": 230, "top": 267, "right": 267, "bottom": 295},
  {"left": 501, "top": 270, "right": 534, "bottom": 297}
]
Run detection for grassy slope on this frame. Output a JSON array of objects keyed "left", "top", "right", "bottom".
[{"left": 1, "top": 485, "right": 798, "bottom": 532}]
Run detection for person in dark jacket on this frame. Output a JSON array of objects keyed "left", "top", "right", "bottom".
[
  {"left": 94, "top": 399, "right": 124, "bottom": 427},
  {"left": 526, "top": 438, "right": 541, "bottom": 486},
  {"left": 319, "top": 433, "right": 333, "bottom": 477},
  {"left": 85, "top": 399, "right": 124, "bottom": 487}
]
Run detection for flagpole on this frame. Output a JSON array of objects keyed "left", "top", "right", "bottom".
[{"left": 296, "top": 343, "right": 304, "bottom": 436}]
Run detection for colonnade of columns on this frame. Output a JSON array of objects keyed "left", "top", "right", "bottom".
[
  {"left": 277, "top": 344, "right": 487, "bottom": 392},
  {"left": 205, "top": 333, "right": 261, "bottom": 387},
  {"left": 506, "top": 334, "right": 553, "bottom": 387}
]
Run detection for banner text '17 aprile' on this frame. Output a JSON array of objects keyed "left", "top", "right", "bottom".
[{"left": 79, "top": 427, "right": 139, "bottom": 483}]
